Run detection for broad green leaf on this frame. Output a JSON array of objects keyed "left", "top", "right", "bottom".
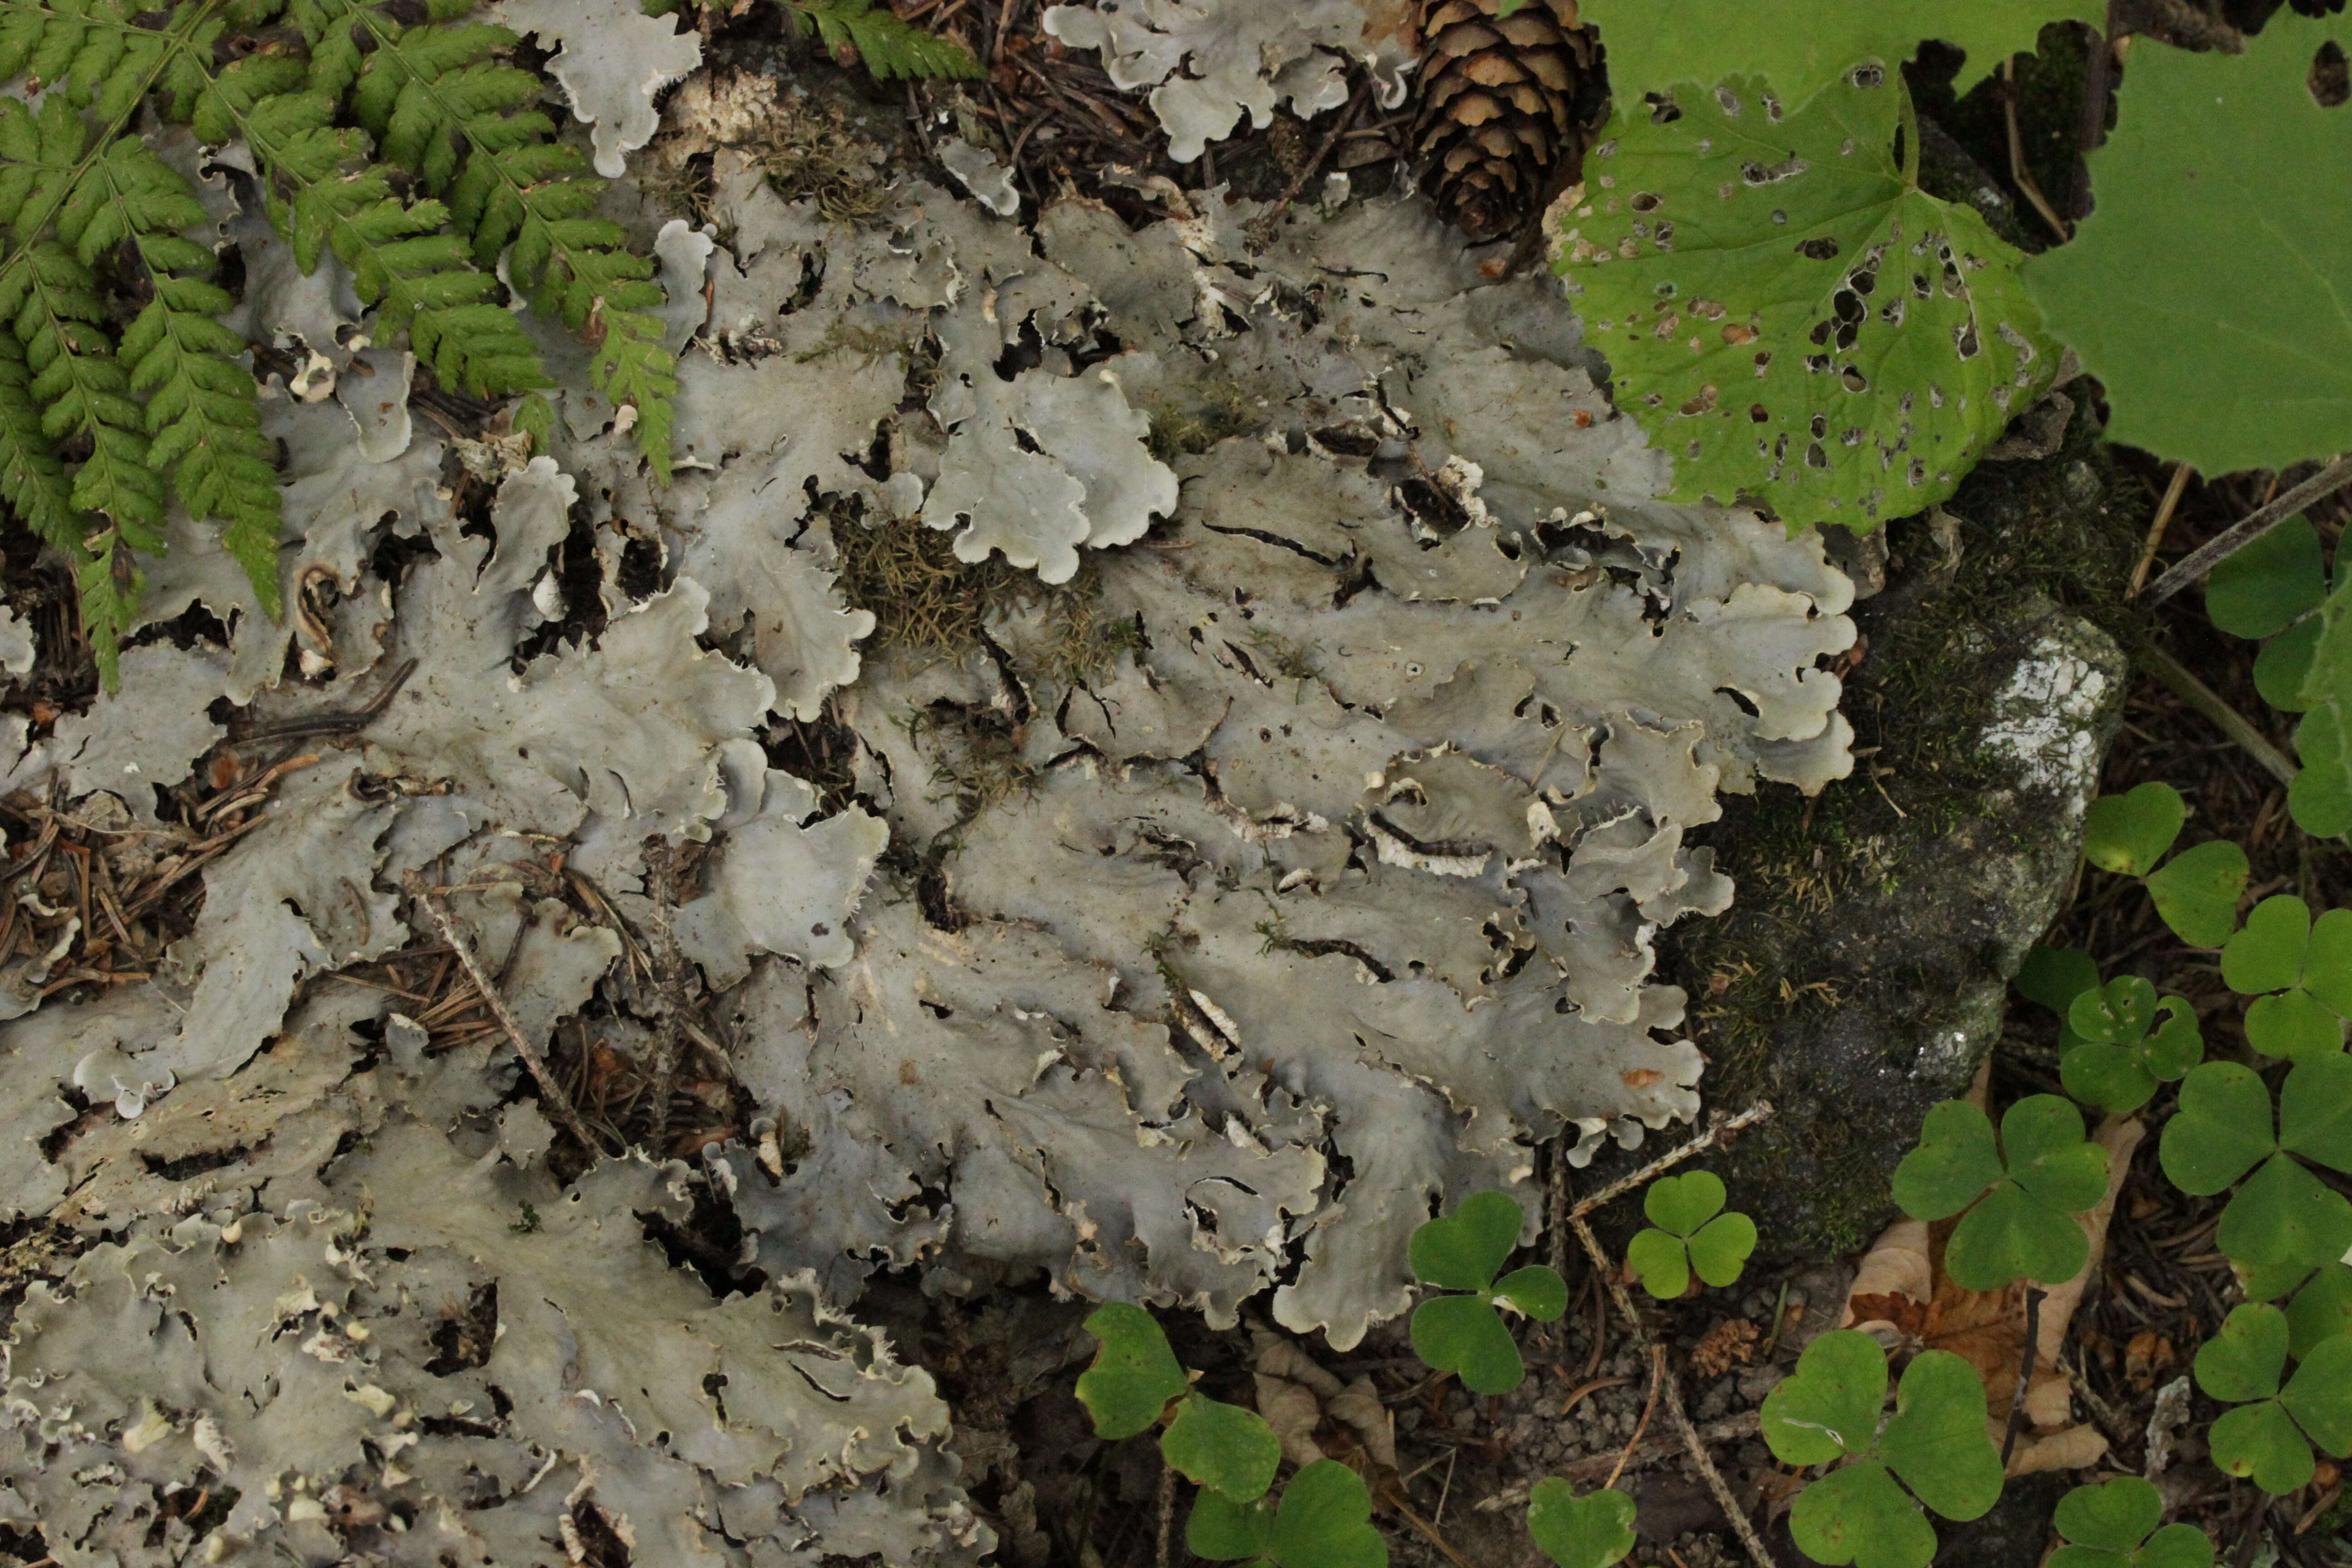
[
  {"left": 2051, "top": 1477, "right": 2215, "bottom": 1568},
  {"left": 2144, "top": 839, "right": 2249, "bottom": 948},
  {"left": 2023, "top": 18, "right": 2352, "bottom": 475},
  {"left": 1627, "top": 1227, "right": 1694, "bottom": 1299},
  {"left": 1410, "top": 1294, "right": 1525, "bottom": 1395},
  {"left": 1878, "top": 1350, "right": 2002, "bottom": 1522},
  {"left": 2304, "top": 910, "right": 2352, "bottom": 1017},
  {"left": 2246, "top": 990, "right": 2345, "bottom": 1063},
  {"left": 2285, "top": 1263, "right": 2352, "bottom": 1359},
  {"left": 1686, "top": 1211, "right": 1759, "bottom": 1287},
  {"left": 1493, "top": 1264, "right": 1569, "bottom": 1321},
  {"left": 2208, "top": 516, "right": 2326, "bottom": 642},
  {"left": 1555, "top": 66, "right": 2052, "bottom": 534},
  {"left": 2021, "top": 945, "right": 2102, "bottom": 1052},
  {"left": 2062, "top": 995, "right": 2202, "bottom": 1112},
  {"left": 1268, "top": 1460, "right": 1387, "bottom": 1568},
  {"left": 1076, "top": 1303, "right": 1186, "bottom": 1439},
  {"left": 2197, "top": 1304, "right": 2290, "bottom": 1403},
  {"left": 2235, "top": 1253, "right": 2322, "bottom": 1306},
  {"left": 1161, "top": 1394, "right": 1281, "bottom": 1503},
  {"left": 1762, "top": 1329, "right": 1886, "bottom": 1467},
  {"left": 2069, "top": 976, "right": 2157, "bottom": 1044},
  {"left": 2053, "top": 1477, "right": 2165, "bottom": 1553},
  {"left": 2281, "top": 1051, "right": 2352, "bottom": 1169},
  {"left": 1644, "top": 1170, "right": 1729, "bottom": 1235},
  {"left": 1189, "top": 1487, "right": 1277, "bottom": 1563},
  {"left": 1945, "top": 1179, "right": 2089, "bottom": 1290},
  {"left": 1576, "top": 0, "right": 2105, "bottom": 112},
  {"left": 2280, "top": 1334, "right": 2352, "bottom": 1455},
  {"left": 1409, "top": 1190, "right": 1522, "bottom": 1291},
  {"left": 2084, "top": 784, "right": 2185, "bottom": 877},
  {"left": 2215, "top": 1152, "right": 2352, "bottom": 1275},
  {"left": 2291, "top": 570, "right": 2352, "bottom": 831},
  {"left": 2256, "top": 619, "right": 2323, "bottom": 713},
  {"left": 2160, "top": 1062, "right": 2277, "bottom": 1195},
  {"left": 2208, "top": 1400, "right": 2314, "bottom": 1494},
  {"left": 1790, "top": 1460, "right": 1940, "bottom": 1568},
  {"left": 1890, "top": 1101, "right": 2002, "bottom": 1221},
  {"left": 2003, "top": 1095, "right": 2110, "bottom": 1212},
  {"left": 2222, "top": 896, "right": 2311, "bottom": 996},
  {"left": 1527, "top": 1480, "right": 1637, "bottom": 1568}
]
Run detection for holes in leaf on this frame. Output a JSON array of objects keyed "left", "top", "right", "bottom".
[
  {"left": 1841, "top": 428, "right": 1862, "bottom": 446},
  {"left": 1749, "top": 404, "right": 1769, "bottom": 422},
  {"left": 1631, "top": 191, "right": 1662, "bottom": 212},
  {"left": 1809, "top": 320, "right": 1833, "bottom": 346},
  {"left": 1805, "top": 353, "right": 1830, "bottom": 372},
  {"left": 1841, "top": 367, "right": 1868, "bottom": 394},
  {"left": 1912, "top": 272, "right": 1932, "bottom": 299},
  {"left": 1741, "top": 157, "right": 1809, "bottom": 186},
  {"left": 1715, "top": 85, "right": 1743, "bottom": 115},
  {"left": 1771, "top": 208, "right": 1788, "bottom": 225},
  {"left": 2312, "top": 41, "right": 2347, "bottom": 107},
  {"left": 1847, "top": 268, "right": 1877, "bottom": 297},
  {"left": 1909, "top": 458, "right": 1927, "bottom": 485},
  {"left": 1809, "top": 414, "right": 1828, "bottom": 438},
  {"left": 1805, "top": 441, "right": 1828, "bottom": 468},
  {"left": 1646, "top": 93, "right": 1682, "bottom": 124},
  {"left": 1879, "top": 299, "right": 1907, "bottom": 326},
  {"left": 1679, "top": 385, "right": 1719, "bottom": 415},
  {"left": 1795, "top": 237, "right": 1840, "bottom": 260},
  {"left": 1654, "top": 280, "right": 1678, "bottom": 298},
  {"left": 1722, "top": 322, "right": 1757, "bottom": 344},
  {"left": 1850, "top": 63, "right": 1885, "bottom": 88},
  {"left": 1953, "top": 321, "right": 1981, "bottom": 359},
  {"left": 1763, "top": 92, "right": 1784, "bottom": 121}
]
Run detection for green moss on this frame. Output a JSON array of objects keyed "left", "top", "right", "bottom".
[{"left": 1145, "top": 379, "right": 1259, "bottom": 464}]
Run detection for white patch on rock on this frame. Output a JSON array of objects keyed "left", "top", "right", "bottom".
[{"left": 1980, "top": 636, "right": 2112, "bottom": 813}]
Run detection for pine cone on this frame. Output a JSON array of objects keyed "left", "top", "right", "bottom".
[{"left": 1410, "top": 0, "right": 1598, "bottom": 239}]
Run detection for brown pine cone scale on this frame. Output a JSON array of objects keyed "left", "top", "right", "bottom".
[{"left": 1411, "top": 0, "right": 1598, "bottom": 239}]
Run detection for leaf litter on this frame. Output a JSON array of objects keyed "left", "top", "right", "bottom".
[{"left": 0, "top": 15, "right": 1863, "bottom": 1562}]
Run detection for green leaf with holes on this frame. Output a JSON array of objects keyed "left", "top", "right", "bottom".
[
  {"left": 2050, "top": 1477, "right": 2214, "bottom": 1568},
  {"left": 1553, "top": 64, "right": 2054, "bottom": 534},
  {"left": 2063, "top": 977, "right": 2202, "bottom": 1113},
  {"left": 1575, "top": 0, "right": 2104, "bottom": 112},
  {"left": 2144, "top": 839, "right": 2249, "bottom": 949},
  {"left": 1763, "top": 1333, "right": 2003, "bottom": 1568},
  {"left": 2023, "top": 17, "right": 2352, "bottom": 477},
  {"left": 2083, "top": 784, "right": 2186, "bottom": 877},
  {"left": 2220, "top": 896, "right": 2352, "bottom": 1060},
  {"left": 1161, "top": 1394, "right": 1282, "bottom": 1503},
  {"left": 1528, "top": 1480, "right": 1637, "bottom": 1568},
  {"left": 1891, "top": 1096, "right": 2107, "bottom": 1289},
  {"left": 2195, "top": 1304, "right": 2352, "bottom": 1494},
  {"left": 1077, "top": 1303, "right": 1187, "bottom": 1439},
  {"left": 1407, "top": 1191, "right": 1566, "bottom": 1395},
  {"left": 1627, "top": 1171, "right": 1757, "bottom": 1297},
  {"left": 2159, "top": 1057, "right": 2352, "bottom": 1278}
]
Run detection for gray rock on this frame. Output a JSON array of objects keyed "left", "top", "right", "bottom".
[{"left": 1649, "top": 584, "right": 2127, "bottom": 1259}]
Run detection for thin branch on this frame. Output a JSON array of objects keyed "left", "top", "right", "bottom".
[
  {"left": 1246, "top": 80, "right": 1373, "bottom": 249},
  {"left": 1569, "top": 1101, "right": 1776, "bottom": 1220},
  {"left": 402, "top": 870, "right": 613, "bottom": 1157},
  {"left": 2000, "top": 1287, "right": 2047, "bottom": 1465},
  {"left": 2133, "top": 638, "right": 2299, "bottom": 785},
  {"left": 2145, "top": 455, "right": 2352, "bottom": 605},
  {"left": 1604, "top": 1346, "right": 1666, "bottom": 1489},
  {"left": 2129, "top": 462, "right": 2194, "bottom": 597},
  {"left": 2002, "top": 59, "right": 2070, "bottom": 243},
  {"left": 1568, "top": 1209, "right": 1779, "bottom": 1568}
]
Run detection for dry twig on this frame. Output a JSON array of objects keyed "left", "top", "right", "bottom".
[
  {"left": 2145, "top": 455, "right": 2352, "bottom": 604},
  {"left": 1570, "top": 1101, "right": 1776, "bottom": 1220}
]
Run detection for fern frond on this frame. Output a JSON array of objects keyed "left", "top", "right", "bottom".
[
  {"left": 0, "top": 328, "right": 81, "bottom": 555},
  {"left": 779, "top": 0, "right": 981, "bottom": 81},
  {"left": 196, "top": 73, "right": 550, "bottom": 399},
  {"left": 74, "top": 531, "right": 139, "bottom": 689},
  {"left": 0, "top": 0, "right": 186, "bottom": 121},
  {"left": 79, "top": 135, "right": 285, "bottom": 615}
]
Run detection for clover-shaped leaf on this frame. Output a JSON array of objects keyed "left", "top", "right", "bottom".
[
  {"left": 1078, "top": 1303, "right": 1188, "bottom": 1438},
  {"left": 2220, "top": 895, "right": 2352, "bottom": 1061},
  {"left": 1408, "top": 1191, "right": 1566, "bottom": 1394},
  {"left": 2084, "top": 784, "right": 2186, "bottom": 877},
  {"left": 1762, "top": 1332, "right": 2003, "bottom": 1568},
  {"left": 1891, "top": 1097, "right": 2108, "bottom": 1290},
  {"left": 1163, "top": 1394, "right": 1283, "bottom": 1503},
  {"left": 2208, "top": 518, "right": 2332, "bottom": 713},
  {"left": 2144, "top": 839, "right": 2251, "bottom": 949},
  {"left": 2019, "top": 944, "right": 2102, "bottom": 1052},
  {"left": 2194, "top": 1303, "right": 2352, "bottom": 1494},
  {"left": 2063, "top": 976, "right": 2203, "bottom": 1113},
  {"left": 2286, "top": 1263, "right": 2352, "bottom": 1359},
  {"left": 1627, "top": 1171, "right": 1757, "bottom": 1298},
  {"left": 2050, "top": 1477, "right": 2214, "bottom": 1568},
  {"left": 1528, "top": 1479, "right": 1637, "bottom": 1568},
  {"left": 1189, "top": 1460, "right": 1388, "bottom": 1568},
  {"left": 2158, "top": 1057, "right": 2352, "bottom": 1280}
]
